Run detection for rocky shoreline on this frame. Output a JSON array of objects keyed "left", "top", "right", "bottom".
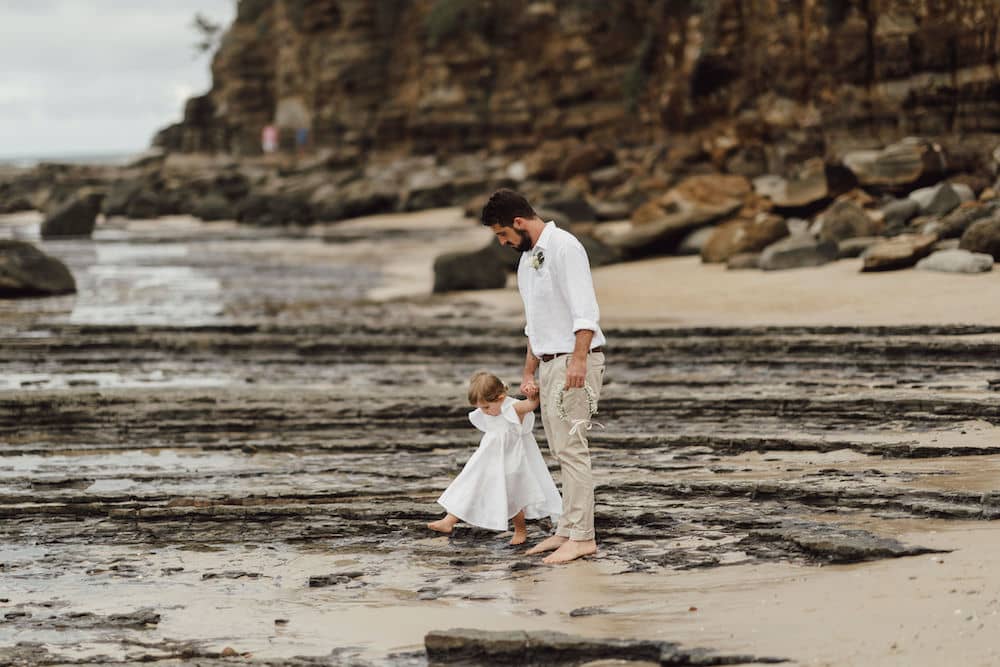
[{"left": 3, "top": 131, "right": 1000, "bottom": 298}]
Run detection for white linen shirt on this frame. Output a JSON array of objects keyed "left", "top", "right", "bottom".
[{"left": 516, "top": 221, "right": 606, "bottom": 356}]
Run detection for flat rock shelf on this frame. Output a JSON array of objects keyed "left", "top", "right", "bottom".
[{"left": 5, "top": 318, "right": 1000, "bottom": 664}]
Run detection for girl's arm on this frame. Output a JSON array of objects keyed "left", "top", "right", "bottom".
[{"left": 513, "top": 396, "right": 540, "bottom": 422}]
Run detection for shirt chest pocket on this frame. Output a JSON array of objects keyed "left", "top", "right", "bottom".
[{"left": 530, "top": 266, "right": 557, "bottom": 298}]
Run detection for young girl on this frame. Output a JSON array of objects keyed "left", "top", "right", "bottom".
[{"left": 428, "top": 371, "right": 562, "bottom": 545}]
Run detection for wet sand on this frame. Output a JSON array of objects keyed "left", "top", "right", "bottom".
[{"left": 4, "top": 208, "right": 1000, "bottom": 666}]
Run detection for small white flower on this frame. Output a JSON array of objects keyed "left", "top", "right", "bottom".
[{"left": 530, "top": 249, "right": 545, "bottom": 270}]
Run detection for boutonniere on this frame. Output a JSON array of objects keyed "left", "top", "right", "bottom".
[{"left": 529, "top": 249, "right": 545, "bottom": 270}]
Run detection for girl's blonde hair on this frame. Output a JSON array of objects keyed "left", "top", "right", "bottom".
[{"left": 468, "top": 371, "right": 507, "bottom": 405}]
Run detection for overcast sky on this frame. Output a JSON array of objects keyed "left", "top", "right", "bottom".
[{"left": 0, "top": 0, "right": 235, "bottom": 158}]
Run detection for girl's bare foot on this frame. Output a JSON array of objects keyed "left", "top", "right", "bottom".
[
  {"left": 525, "top": 534, "right": 566, "bottom": 555},
  {"left": 510, "top": 510, "right": 527, "bottom": 546},
  {"left": 427, "top": 514, "right": 459, "bottom": 534}
]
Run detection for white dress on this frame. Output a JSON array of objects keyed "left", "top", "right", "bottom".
[{"left": 436, "top": 397, "right": 562, "bottom": 531}]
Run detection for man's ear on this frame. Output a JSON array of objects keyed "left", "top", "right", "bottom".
[{"left": 512, "top": 216, "right": 527, "bottom": 230}]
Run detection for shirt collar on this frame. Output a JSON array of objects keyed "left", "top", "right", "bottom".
[{"left": 533, "top": 221, "right": 557, "bottom": 251}]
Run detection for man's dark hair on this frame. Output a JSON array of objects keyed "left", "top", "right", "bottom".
[{"left": 481, "top": 189, "right": 537, "bottom": 228}]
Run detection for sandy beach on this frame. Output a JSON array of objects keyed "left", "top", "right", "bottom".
[
  {"left": 4, "top": 207, "right": 1000, "bottom": 666},
  {"left": 464, "top": 248, "right": 1000, "bottom": 330}
]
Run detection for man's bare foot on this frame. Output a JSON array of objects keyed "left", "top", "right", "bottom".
[
  {"left": 543, "top": 539, "right": 597, "bottom": 564},
  {"left": 510, "top": 510, "right": 527, "bottom": 546},
  {"left": 427, "top": 514, "right": 458, "bottom": 534},
  {"left": 525, "top": 534, "right": 566, "bottom": 555}
]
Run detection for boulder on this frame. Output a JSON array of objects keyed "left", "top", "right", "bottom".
[
  {"left": 402, "top": 177, "right": 454, "bottom": 212},
  {"left": 238, "top": 192, "right": 313, "bottom": 226},
  {"left": 102, "top": 179, "right": 144, "bottom": 217},
  {"left": 588, "top": 165, "right": 628, "bottom": 189},
  {"left": 842, "top": 137, "right": 946, "bottom": 187},
  {"left": 959, "top": 214, "right": 1000, "bottom": 260},
  {"left": 837, "top": 236, "right": 881, "bottom": 259},
  {"left": 952, "top": 182, "right": 976, "bottom": 203},
  {"left": 433, "top": 242, "right": 510, "bottom": 293},
  {"left": 124, "top": 190, "right": 163, "bottom": 219},
  {"left": 577, "top": 234, "right": 622, "bottom": 268},
  {"left": 189, "top": 193, "right": 233, "bottom": 221},
  {"left": 861, "top": 233, "right": 938, "bottom": 271},
  {"left": 908, "top": 182, "right": 961, "bottom": 217},
  {"left": 752, "top": 158, "right": 828, "bottom": 208},
  {"left": 785, "top": 217, "right": 810, "bottom": 235},
  {"left": 916, "top": 249, "right": 993, "bottom": 273},
  {"left": 401, "top": 168, "right": 486, "bottom": 212},
  {"left": 724, "top": 143, "right": 769, "bottom": 178},
  {"left": 213, "top": 171, "right": 251, "bottom": 201},
  {"left": 925, "top": 202, "right": 998, "bottom": 239},
  {"left": 559, "top": 143, "right": 613, "bottom": 180},
  {"left": 932, "top": 238, "right": 961, "bottom": 252},
  {"left": 879, "top": 198, "right": 920, "bottom": 232},
  {"left": 758, "top": 233, "right": 838, "bottom": 271},
  {"left": 0, "top": 193, "right": 33, "bottom": 214},
  {"left": 590, "top": 199, "right": 631, "bottom": 221},
  {"left": 557, "top": 225, "right": 623, "bottom": 268},
  {"left": 310, "top": 179, "right": 399, "bottom": 222},
  {"left": 701, "top": 213, "right": 788, "bottom": 263},
  {"left": 676, "top": 226, "right": 716, "bottom": 256},
  {"left": 463, "top": 192, "right": 492, "bottom": 219},
  {"left": 40, "top": 191, "right": 103, "bottom": 238},
  {"left": 534, "top": 207, "right": 571, "bottom": 229},
  {"left": 505, "top": 161, "right": 527, "bottom": 182},
  {"left": 597, "top": 174, "right": 750, "bottom": 254},
  {"left": 523, "top": 139, "right": 578, "bottom": 181},
  {"left": 836, "top": 187, "right": 877, "bottom": 209},
  {"left": 0, "top": 240, "right": 76, "bottom": 297},
  {"left": 542, "top": 193, "right": 598, "bottom": 223},
  {"left": 632, "top": 173, "right": 750, "bottom": 226},
  {"left": 950, "top": 173, "right": 991, "bottom": 198},
  {"left": 424, "top": 628, "right": 779, "bottom": 665},
  {"left": 727, "top": 252, "right": 761, "bottom": 270},
  {"left": 811, "top": 199, "right": 879, "bottom": 243}
]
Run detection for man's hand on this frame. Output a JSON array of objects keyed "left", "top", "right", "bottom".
[
  {"left": 564, "top": 355, "right": 587, "bottom": 390},
  {"left": 520, "top": 377, "right": 539, "bottom": 398}
]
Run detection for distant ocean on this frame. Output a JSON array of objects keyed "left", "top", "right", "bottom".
[{"left": 0, "top": 151, "right": 142, "bottom": 169}]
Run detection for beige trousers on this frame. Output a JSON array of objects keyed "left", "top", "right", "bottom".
[{"left": 538, "top": 351, "right": 605, "bottom": 541}]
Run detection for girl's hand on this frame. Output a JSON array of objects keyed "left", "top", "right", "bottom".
[
  {"left": 520, "top": 378, "right": 539, "bottom": 398},
  {"left": 514, "top": 395, "right": 540, "bottom": 420}
]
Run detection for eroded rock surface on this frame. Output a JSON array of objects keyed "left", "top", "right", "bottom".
[{"left": 4, "top": 215, "right": 1000, "bottom": 664}]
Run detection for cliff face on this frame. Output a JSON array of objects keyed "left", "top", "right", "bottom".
[{"left": 159, "top": 0, "right": 1000, "bottom": 169}]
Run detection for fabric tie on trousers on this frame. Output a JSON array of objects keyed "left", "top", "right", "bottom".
[{"left": 568, "top": 419, "right": 605, "bottom": 436}]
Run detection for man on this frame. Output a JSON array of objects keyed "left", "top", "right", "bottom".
[{"left": 481, "top": 189, "right": 606, "bottom": 564}]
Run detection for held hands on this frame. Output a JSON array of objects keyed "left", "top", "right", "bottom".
[
  {"left": 564, "top": 355, "right": 587, "bottom": 390},
  {"left": 520, "top": 376, "right": 539, "bottom": 398}
]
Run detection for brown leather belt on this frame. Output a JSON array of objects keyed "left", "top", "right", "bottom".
[{"left": 538, "top": 347, "right": 603, "bottom": 363}]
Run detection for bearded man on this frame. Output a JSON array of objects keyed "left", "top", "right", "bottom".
[{"left": 481, "top": 189, "right": 606, "bottom": 564}]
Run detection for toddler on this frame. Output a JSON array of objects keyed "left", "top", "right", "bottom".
[{"left": 428, "top": 371, "right": 562, "bottom": 545}]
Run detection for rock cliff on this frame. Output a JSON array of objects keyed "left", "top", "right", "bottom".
[{"left": 159, "top": 0, "right": 1000, "bottom": 171}]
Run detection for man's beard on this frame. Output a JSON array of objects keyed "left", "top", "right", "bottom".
[{"left": 514, "top": 228, "right": 532, "bottom": 252}]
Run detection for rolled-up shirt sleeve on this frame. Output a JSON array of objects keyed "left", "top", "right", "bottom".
[{"left": 557, "top": 242, "right": 600, "bottom": 333}]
